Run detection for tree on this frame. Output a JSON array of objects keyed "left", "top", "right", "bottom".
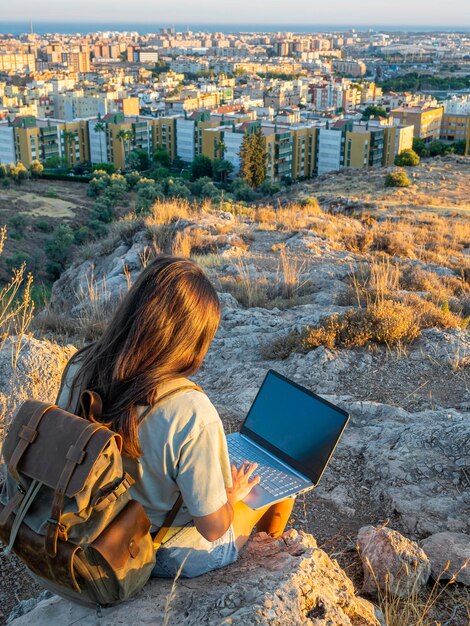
[
  {"left": 62, "top": 130, "right": 76, "bottom": 168},
  {"left": 30, "top": 160, "right": 44, "bottom": 178},
  {"left": 92, "top": 162, "right": 115, "bottom": 174},
  {"left": 0, "top": 164, "right": 7, "bottom": 178},
  {"left": 94, "top": 121, "right": 106, "bottom": 163},
  {"left": 428, "top": 140, "right": 454, "bottom": 157},
  {"left": 412, "top": 137, "right": 429, "bottom": 158},
  {"left": 116, "top": 130, "right": 135, "bottom": 168},
  {"left": 213, "top": 159, "right": 234, "bottom": 185},
  {"left": 128, "top": 149, "right": 150, "bottom": 172},
  {"left": 452, "top": 140, "right": 467, "bottom": 156},
  {"left": 8, "top": 162, "right": 30, "bottom": 184},
  {"left": 362, "top": 105, "right": 388, "bottom": 120},
  {"left": 385, "top": 171, "right": 411, "bottom": 188},
  {"left": 153, "top": 147, "right": 171, "bottom": 167},
  {"left": 191, "top": 155, "right": 213, "bottom": 181},
  {"left": 394, "top": 149, "right": 420, "bottom": 167},
  {"left": 240, "top": 128, "right": 267, "bottom": 189}
]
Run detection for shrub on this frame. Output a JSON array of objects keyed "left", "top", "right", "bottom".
[
  {"left": 45, "top": 224, "right": 75, "bottom": 268},
  {"left": 92, "top": 163, "right": 115, "bottom": 174},
  {"left": 30, "top": 160, "right": 44, "bottom": 177},
  {"left": 191, "top": 156, "right": 213, "bottom": 181},
  {"left": 385, "top": 171, "right": 411, "bottom": 188},
  {"left": 0, "top": 163, "right": 7, "bottom": 178},
  {"left": 394, "top": 149, "right": 420, "bottom": 167}
]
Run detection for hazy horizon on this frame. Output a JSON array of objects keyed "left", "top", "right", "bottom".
[{"left": 2, "top": 0, "right": 469, "bottom": 29}]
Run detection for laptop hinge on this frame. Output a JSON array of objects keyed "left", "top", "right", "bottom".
[{"left": 239, "top": 433, "right": 312, "bottom": 484}]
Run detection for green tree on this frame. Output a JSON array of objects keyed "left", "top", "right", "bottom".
[
  {"left": 153, "top": 147, "right": 171, "bottom": 167},
  {"left": 412, "top": 137, "right": 429, "bottom": 158},
  {"left": 394, "top": 149, "right": 420, "bottom": 167},
  {"left": 385, "top": 170, "right": 411, "bottom": 188},
  {"left": 452, "top": 140, "right": 467, "bottom": 155},
  {"left": 213, "top": 159, "right": 234, "bottom": 185},
  {"left": 116, "top": 130, "right": 135, "bottom": 168},
  {"left": 30, "top": 160, "right": 44, "bottom": 178},
  {"left": 94, "top": 121, "right": 106, "bottom": 163},
  {"left": 62, "top": 130, "right": 76, "bottom": 168},
  {"left": 128, "top": 149, "right": 150, "bottom": 172},
  {"left": 92, "top": 162, "right": 115, "bottom": 174},
  {"left": 362, "top": 105, "right": 388, "bottom": 120},
  {"left": 240, "top": 128, "right": 267, "bottom": 189},
  {"left": 191, "top": 155, "right": 213, "bottom": 181}
]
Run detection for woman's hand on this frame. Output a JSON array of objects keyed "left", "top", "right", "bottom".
[{"left": 227, "top": 460, "right": 261, "bottom": 504}]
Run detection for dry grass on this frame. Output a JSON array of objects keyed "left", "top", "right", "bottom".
[
  {"left": 220, "top": 248, "right": 310, "bottom": 309},
  {"left": 0, "top": 226, "right": 36, "bottom": 440},
  {"left": 254, "top": 199, "right": 322, "bottom": 232},
  {"left": 362, "top": 550, "right": 470, "bottom": 626}
]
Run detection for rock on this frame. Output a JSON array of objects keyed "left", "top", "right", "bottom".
[
  {"left": 0, "top": 336, "right": 76, "bottom": 434},
  {"left": 357, "top": 525, "right": 431, "bottom": 598},
  {"left": 421, "top": 532, "right": 470, "bottom": 586},
  {"left": 9, "top": 530, "right": 383, "bottom": 626}
]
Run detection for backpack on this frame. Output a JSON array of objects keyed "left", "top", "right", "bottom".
[{"left": 0, "top": 369, "right": 202, "bottom": 609}]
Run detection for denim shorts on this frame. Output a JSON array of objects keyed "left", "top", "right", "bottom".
[{"left": 151, "top": 522, "right": 238, "bottom": 578}]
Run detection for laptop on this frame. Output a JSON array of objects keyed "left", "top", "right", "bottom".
[{"left": 226, "top": 370, "right": 349, "bottom": 509}]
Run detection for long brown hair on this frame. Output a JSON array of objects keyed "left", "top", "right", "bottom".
[{"left": 64, "top": 256, "right": 221, "bottom": 459}]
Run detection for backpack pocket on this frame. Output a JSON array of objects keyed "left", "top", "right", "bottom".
[{"left": 82, "top": 499, "right": 156, "bottom": 604}]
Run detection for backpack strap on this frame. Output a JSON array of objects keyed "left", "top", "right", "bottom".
[
  {"left": 153, "top": 494, "right": 183, "bottom": 550},
  {"left": 45, "top": 422, "right": 108, "bottom": 558},
  {"left": 8, "top": 402, "right": 56, "bottom": 484}
]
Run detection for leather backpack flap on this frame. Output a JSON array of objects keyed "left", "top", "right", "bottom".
[
  {"left": 89, "top": 500, "right": 152, "bottom": 571},
  {"left": 0, "top": 501, "right": 81, "bottom": 592},
  {"left": 3, "top": 400, "right": 121, "bottom": 496}
]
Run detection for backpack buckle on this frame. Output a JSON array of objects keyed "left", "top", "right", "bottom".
[{"left": 47, "top": 518, "right": 68, "bottom": 541}]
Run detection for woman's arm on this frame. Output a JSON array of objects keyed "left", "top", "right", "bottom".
[{"left": 192, "top": 461, "right": 260, "bottom": 541}]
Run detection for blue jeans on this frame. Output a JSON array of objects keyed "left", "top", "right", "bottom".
[{"left": 151, "top": 522, "right": 238, "bottom": 578}]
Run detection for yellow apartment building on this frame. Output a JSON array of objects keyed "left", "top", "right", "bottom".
[
  {"left": 0, "top": 53, "right": 36, "bottom": 72},
  {"left": 152, "top": 117, "right": 177, "bottom": 159},
  {"left": 391, "top": 106, "right": 443, "bottom": 143},
  {"left": 440, "top": 113, "right": 470, "bottom": 153},
  {"left": 290, "top": 126, "right": 317, "bottom": 178},
  {"left": 382, "top": 124, "right": 414, "bottom": 165}
]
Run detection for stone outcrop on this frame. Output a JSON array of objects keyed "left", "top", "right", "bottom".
[
  {"left": 8, "top": 530, "right": 384, "bottom": 626},
  {"left": 421, "top": 532, "right": 470, "bottom": 586},
  {"left": 0, "top": 336, "right": 76, "bottom": 434},
  {"left": 357, "top": 525, "right": 431, "bottom": 598}
]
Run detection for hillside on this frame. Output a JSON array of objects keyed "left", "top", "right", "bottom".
[{"left": 1, "top": 156, "right": 469, "bottom": 625}]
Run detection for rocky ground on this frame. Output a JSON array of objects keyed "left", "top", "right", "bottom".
[{"left": 1, "top": 156, "right": 469, "bottom": 625}]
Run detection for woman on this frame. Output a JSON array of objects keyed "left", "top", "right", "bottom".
[{"left": 56, "top": 256, "right": 295, "bottom": 578}]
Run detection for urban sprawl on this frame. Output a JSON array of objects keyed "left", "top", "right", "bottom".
[{"left": 0, "top": 27, "right": 469, "bottom": 187}]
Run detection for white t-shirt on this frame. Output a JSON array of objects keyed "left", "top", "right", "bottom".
[{"left": 56, "top": 360, "right": 232, "bottom": 532}]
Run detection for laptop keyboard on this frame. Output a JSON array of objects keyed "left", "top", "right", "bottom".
[{"left": 227, "top": 436, "right": 306, "bottom": 498}]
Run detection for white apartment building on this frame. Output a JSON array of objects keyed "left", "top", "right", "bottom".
[
  {"left": 0, "top": 124, "right": 15, "bottom": 164},
  {"left": 444, "top": 95, "right": 470, "bottom": 115},
  {"left": 88, "top": 121, "right": 109, "bottom": 164},
  {"left": 176, "top": 117, "right": 196, "bottom": 162},
  {"left": 317, "top": 128, "right": 343, "bottom": 174}
]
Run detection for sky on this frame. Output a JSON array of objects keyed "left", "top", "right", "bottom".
[{"left": 1, "top": 0, "right": 469, "bottom": 27}]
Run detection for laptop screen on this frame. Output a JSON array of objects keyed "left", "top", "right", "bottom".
[{"left": 241, "top": 370, "right": 349, "bottom": 485}]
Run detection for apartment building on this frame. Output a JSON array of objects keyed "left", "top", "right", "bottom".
[
  {"left": 331, "top": 60, "right": 366, "bottom": 77},
  {"left": 382, "top": 124, "right": 415, "bottom": 165},
  {"left": 390, "top": 106, "right": 444, "bottom": 143},
  {"left": 0, "top": 52, "right": 36, "bottom": 73},
  {"left": 440, "top": 113, "right": 470, "bottom": 149}
]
